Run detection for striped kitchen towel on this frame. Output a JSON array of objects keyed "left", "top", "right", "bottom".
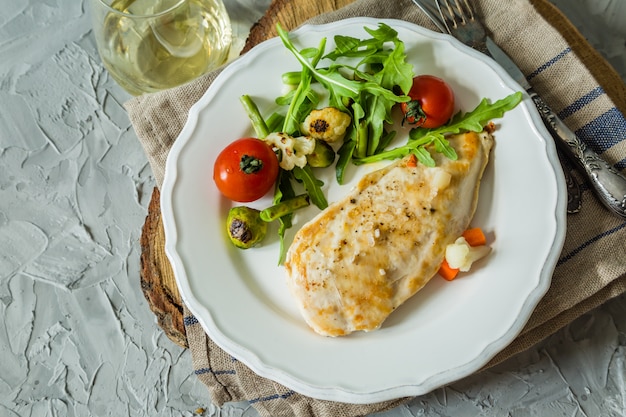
[{"left": 125, "top": 0, "right": 626, "bottom": 415}]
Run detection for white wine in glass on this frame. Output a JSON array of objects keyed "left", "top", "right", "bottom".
[{"left": 92, "top": 0, "right": 232, "bottom": 95}]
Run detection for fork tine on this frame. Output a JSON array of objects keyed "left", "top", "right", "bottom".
[
  {"left": 410, "top": 0, "right": 447, "bottom": 33},
  {"left": 436, "top": 0, "right": 477, "bottom": 32},
  {"left": 434, "top": 0, "right": 489, "bottom": 52},
  {"left": 459, "top": 0, "right": 476, "bottom": 21},
  {"left": 435, "top": 0, "right": 458, "bottom": 33}
]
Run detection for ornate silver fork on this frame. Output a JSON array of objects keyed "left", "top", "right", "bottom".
[{"left": 413, "top": 0, "right": 626, "bottom": 219}]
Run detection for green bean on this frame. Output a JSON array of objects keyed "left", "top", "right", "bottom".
[
  {"left": 354, "top": 119, "right": 369, "bottom": 159},
  {"left": 260, "top": 194, "right": 310, "bottom": 222},
  {"left": 265, "top": 112, "right": 285, "bottom": 133},
  {"left": 281, "top": 71, "right": 302, "bottom": 85},
  {"left": 240, "top": 95, "right": 269, "bottom": 138}
]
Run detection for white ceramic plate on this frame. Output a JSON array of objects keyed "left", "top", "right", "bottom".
[{"left": 161, "top": 18, "right": 566, "bottom": 403}]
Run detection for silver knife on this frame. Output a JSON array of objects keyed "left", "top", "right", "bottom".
[{"left": 486, "top": 37, "right": 626, "bottom": 218}]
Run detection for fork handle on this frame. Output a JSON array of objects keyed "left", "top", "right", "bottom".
[{"left": 528, "top": 88, "right": 626, "bottom": 218}]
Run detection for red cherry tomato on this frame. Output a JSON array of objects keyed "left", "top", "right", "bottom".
[
  {"left": 213, "top": 137, "right": 279, "bottom": 202},
  {"left": 400, "top": 75, "right": 455, "bottom": 129}
]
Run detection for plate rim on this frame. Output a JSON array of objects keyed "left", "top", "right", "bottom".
[{"left": 161, "top": 17, "right": 567, "bottom": 403}]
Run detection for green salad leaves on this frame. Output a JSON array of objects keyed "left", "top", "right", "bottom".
[
  {"left": 240, "top": 23, "right": 522, "bottom": 263},
  {"left": 353, "top": 92, "right": 523, "bottom": 166},
  {"left": 276, "top": 22, "right": 414, "bottom": 183}
]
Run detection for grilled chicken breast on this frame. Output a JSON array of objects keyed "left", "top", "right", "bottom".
[{"left": 284, "top": 131, "right": 494, "bottom": 336}]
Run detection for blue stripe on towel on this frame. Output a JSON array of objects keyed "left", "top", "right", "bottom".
[
  {"left": 527, "top": 47, "right": 571, "bottom": 81},
  {"left": 616, "top": 157, "right": 626, "bottom": 171},
  {"left": 576, "top": 107, "right": 626, "bottom": 154},
  {"left": 558, "top": 86, "right": 605, "bottom": 119},
  {"left": 557, "top": 221, "right": 626, "bottom": 266},
  {"left": 248, "top": 391, "right": 296, "bottom": 404},
  {"left": 184, "top": 315, "right": 199, "bottom": 326},
  {"left": 195, "top": 367, "right": 236, "bottom": 376}
]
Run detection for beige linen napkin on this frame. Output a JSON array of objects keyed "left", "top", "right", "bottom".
[{"left": 125, "top": 0, "right": 626, "bottom": 415}]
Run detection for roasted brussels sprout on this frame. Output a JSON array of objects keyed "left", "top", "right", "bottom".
[
  {"left": 226, "top": 206, "right": 267, "bottom": 249},
  {"left": 306, "top": 139, "right": 336, "bottom": 168}
]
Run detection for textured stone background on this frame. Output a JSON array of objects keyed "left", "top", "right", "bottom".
[{"left": 0, "top": 0, "right": 624, "bottom": 416}]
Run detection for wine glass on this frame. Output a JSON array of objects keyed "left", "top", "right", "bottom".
[{"left": 91, "top": 0, "right": 232, "bottom": 95}]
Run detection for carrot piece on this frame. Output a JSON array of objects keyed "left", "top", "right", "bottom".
[
  {"left": 406, "top": 153, "right": 417, "bottom": 168},
  {"left": 439, "top": 227, "right": 487, "bottom": 281},
  {"left": 438, "top": 258, "right": 459, "bottom": 281},
  {"left": 462, "top": 227, "right": 487, "bottom": 247}
]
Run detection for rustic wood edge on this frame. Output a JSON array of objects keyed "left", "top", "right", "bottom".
[
  {"left": 140, "top": 187, "right": 188, "bottom": 347},
  {"left": 242, "top": 0, "right": 355, "bottom": 53}
]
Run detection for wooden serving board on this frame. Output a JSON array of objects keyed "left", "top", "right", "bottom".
[{"left": 139, "top": 0, "right": 355, "bottom": 348}]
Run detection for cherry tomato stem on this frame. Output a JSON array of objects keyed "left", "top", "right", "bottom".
[
  {"left": 239, "top": 155, "right": 264, "bottom": 174},
  {"left": 401, "top": 75, "right": 455, "bottom": 129},
  {"left": 213, "top": 138, "right": 279, "bottom": 202}
]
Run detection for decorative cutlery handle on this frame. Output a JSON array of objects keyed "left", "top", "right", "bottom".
[{"left": 528, "top": 88, "right": 626, "bottom": 218}]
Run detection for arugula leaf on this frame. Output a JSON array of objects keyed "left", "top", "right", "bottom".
[
  {"left": 375, "top": 129, "right": 396, "bottom": 154},
  {"left": 323, "top": 23, "right": 400, "bottom": 60},
  {"left": 414, "top": 146, "right": 436, "bottom": 167},
  {"left": 412, "top": 92, "right": 524, "bottom": 139},
  {"left": 354, "top": 91, "right": 523, "bottom": 164},
  {"left": 363, "top": 22, "right": 402, "bottom": 42},
  {"left": 326, "top": 26, "right": 413, "bottom": 157},
  {"left": 335, "top": 136, "right": 356, "bottom": 184},
  {"left": 292, "top": 165, "right": 328, "bottom": 210},
  {"left": 434, "top": 135, "right": 457, "bottom": 160},
  {"left": 279, "top": 36, "right": 325, "bottom": 135},
  {"left": 324, "top": 35, "right": 382, "bottom": 59}
]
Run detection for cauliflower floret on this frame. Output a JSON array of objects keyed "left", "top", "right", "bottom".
[
  {"left": 301, "top": 107, "right": 352, "bottom": 143},
  {"left": 445, "top": 237, "right": 491, "bottom": 272},
  {"left": 264, "top": 132, "right": 316, "bottom": 171}
]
